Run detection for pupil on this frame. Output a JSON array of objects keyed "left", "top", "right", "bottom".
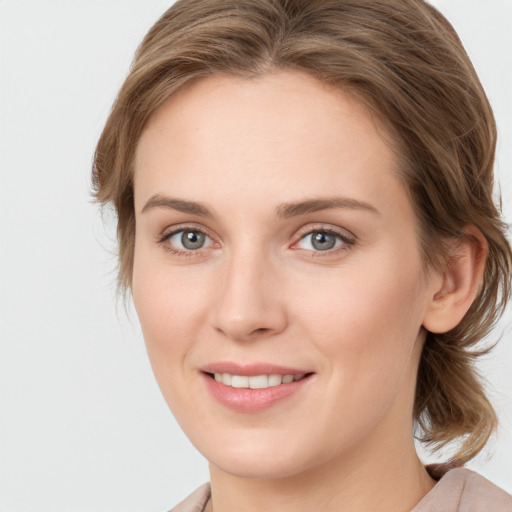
[
  {"left": 182, "top": 231, "right": 205, "bottom": 250},
  {"left": 312, "top": 231, "right": 336, "bottom": 251}
]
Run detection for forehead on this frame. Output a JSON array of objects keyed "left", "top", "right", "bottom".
[
  {"left": 136, "top": 70, "right": 393, "bottom": 161},
  {"left": 133, "top": 70, "right": 408, "bottom": 221}
]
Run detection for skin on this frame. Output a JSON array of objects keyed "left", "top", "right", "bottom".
[{"left": 131, "top": 70, "right": 484, "bottom": 512}]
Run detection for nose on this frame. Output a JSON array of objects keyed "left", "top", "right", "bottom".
[{"left": 210, "top": 247, "right": 288, "bottom": 342}]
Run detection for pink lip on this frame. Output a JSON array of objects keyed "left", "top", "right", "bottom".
[
  {"left": 200, "top": 361, "right": 310, "bottom": 376},
  {"left": 200, "top": 362, "right": 314, "bottom": 412}
]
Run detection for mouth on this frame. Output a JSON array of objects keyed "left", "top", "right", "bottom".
[
  {"left": 205, "top": 372, "right": 310, "bottom": 389},
  {"left": 200, "top": 364, "right": 314, "bottom": 412}
]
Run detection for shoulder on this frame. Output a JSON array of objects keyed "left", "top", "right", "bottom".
[
  {"left": 168, "top": 483, "right": 211, "bottom": 512},
  {"left": 413, "top": 468, "right": 512, "bottom": 512}
]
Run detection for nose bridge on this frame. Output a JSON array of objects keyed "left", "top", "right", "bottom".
[{"left": 211, "top": 240, "right": 287, "bottom": 341}]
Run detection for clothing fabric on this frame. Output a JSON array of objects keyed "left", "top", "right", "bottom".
[
  {"left": 170, "top": 483, "right": 211, "bottom": 512},
  {"left": 413, "top": 468, "right": 512, "bottom": 511},
  {"left": 169, "top": 468, "right": 512, "bottom": 511}
]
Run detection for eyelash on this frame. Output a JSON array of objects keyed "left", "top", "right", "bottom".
[
  {"left": 293, "top": 227, "right": 356, "bottom": 257},
  {"left": 157, "top": 225, "right": 215, "bottom": 258},
  {"left": 157, "top": 225, "right": 356, "bottom": 258}
]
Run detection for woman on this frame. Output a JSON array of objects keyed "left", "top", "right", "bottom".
[{"left": 92, "top": 0, "right": 512, "bottom": 510}]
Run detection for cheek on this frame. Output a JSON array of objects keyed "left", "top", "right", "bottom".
[
  {"left": 285, "top": 261, "right": 428, "bottom": 450},
  {"left": 131, "top": 252, "right": 211, "bottom": 379},
  {"left": 295, "top": 253, "right": 427, "bottom": 390},
  {"left": 132, "top": 267, "right": 214, "bottom": 428}
]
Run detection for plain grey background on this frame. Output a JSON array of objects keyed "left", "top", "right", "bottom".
[{"left": 0, "top": 1, "right": 511, "bottom": 511}]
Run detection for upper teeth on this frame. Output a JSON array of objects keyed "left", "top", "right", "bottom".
[{"left": 214, "top": 373, "right": 305, "bottom": 389}]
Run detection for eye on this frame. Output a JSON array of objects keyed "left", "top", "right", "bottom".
[
  {"left": 166, "top": 229, "right": 214, "bottom": 252},
  {"left": 295, "top": 229, "right": 353, "bottom": 252}
]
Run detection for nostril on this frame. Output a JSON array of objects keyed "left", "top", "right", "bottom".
[{"left": 252, "top": 327, "right": 270, "bottom": 335}]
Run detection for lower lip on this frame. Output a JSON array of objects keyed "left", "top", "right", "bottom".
[{"left": 202, "top": 373, "right": 312, "bottom": 412}]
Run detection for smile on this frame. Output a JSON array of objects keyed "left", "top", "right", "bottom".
[
  {"left": 212, "top": 373, "right": 306, "bottom": 389},
  {"left": 202, "top": 367, "right": 314, "bottom": 412}
]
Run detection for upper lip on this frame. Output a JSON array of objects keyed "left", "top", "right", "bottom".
[{"left": 200, "top": 362, "right": 312, "bottom": 376}]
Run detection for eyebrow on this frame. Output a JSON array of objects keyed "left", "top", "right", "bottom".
[
  {"left": 141, "top": 195, "right": 214, "bottom": 217},
  {"left": 276, "top": 197, "right": 380, "bottom": 218},
  {"left": 140, "top": 194, "right": 380, "bottom": 218}
]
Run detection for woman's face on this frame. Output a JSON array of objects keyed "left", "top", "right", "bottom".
[{"left": 132, "top": 70, "right": 439, "bottom": 479}]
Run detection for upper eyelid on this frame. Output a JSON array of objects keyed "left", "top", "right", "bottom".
[
  {"left": 293, "top": 224, "right": 356, "bottom": 241},
  {"left": 292, "top": 231, "right": 354, "bottom": 250},
  {"left": 161, "top": 223, "right": 215, "bottom": 239}
]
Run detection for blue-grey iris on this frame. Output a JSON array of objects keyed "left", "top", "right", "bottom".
[
  {"left": 182, "top": 231, "right": 205, "bottom": 250},
  {"left": 311, "top": 231, "right": 336, "bottom": 251}
]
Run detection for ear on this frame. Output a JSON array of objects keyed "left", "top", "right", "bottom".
[{"left": 422, "top": 226, "right": 487, "bottom": 334}]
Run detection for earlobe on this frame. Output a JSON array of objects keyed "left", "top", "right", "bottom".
[{"left": 422, "top": 226, "right": 487, "bottom": 334}]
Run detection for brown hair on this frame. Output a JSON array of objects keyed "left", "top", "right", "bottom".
[{"left": 92, "top": 0, "right": 512, "bottom": 467}]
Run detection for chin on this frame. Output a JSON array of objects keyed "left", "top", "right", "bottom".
[
  {"left": 194, "top": 429, "right": 328, "bottom": 481},
  {"left": 210, "top": 452, "right": 308, "bottom": 480}
]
